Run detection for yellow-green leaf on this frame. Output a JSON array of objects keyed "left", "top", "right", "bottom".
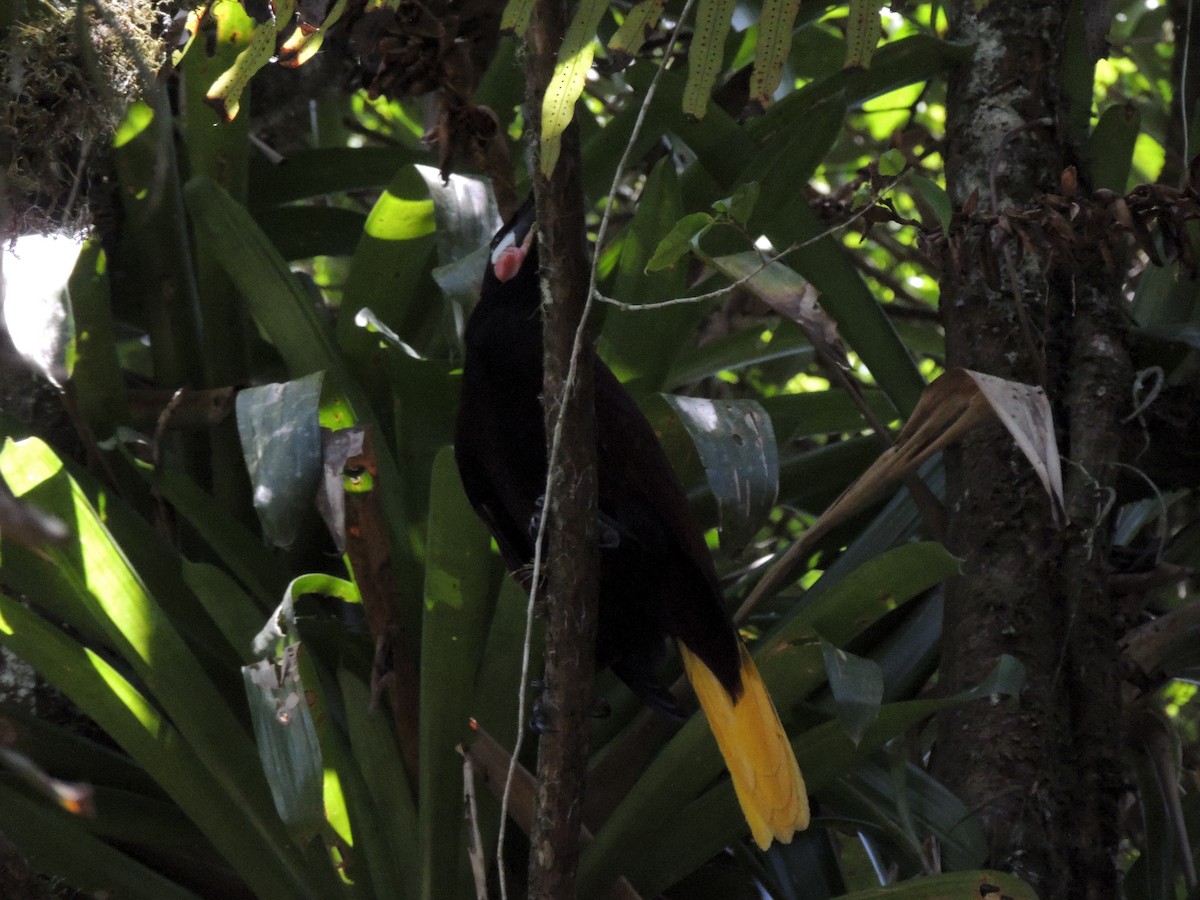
[
  {"left": 501, "top": 0, "right": 536, "bottom": 34},
  {"left": 539, "top": 0, "right": 608, "bottom": 177},
  {"left": 682, "top": 0, "right": 736, "bottom": 120},
  {"left": 749, "top": 0, "right": 802, "bottom": 108},
  {"left": 845, "top": 0, "right": 884, "bottom": 70},
  {"left": 608, "top": 0, "right": 669, "bottom": 56},
  {"left": 205, "top": 0, "right": 294, "bottom": 122}
]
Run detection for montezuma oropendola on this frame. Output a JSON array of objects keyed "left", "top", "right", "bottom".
[{"left": 453, "top": 198, "right": 809, "bottom": 848}]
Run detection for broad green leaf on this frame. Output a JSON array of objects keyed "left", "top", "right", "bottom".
[
  {"left": 0, "top": 438, "right": 320, "bottom": 898},
  {"left": 130, "top": 454, "right": 287, "bottom": 608},
  {"left": 69, "top": 239, "right": 128, "bottom": 437},
  {"left": 539, "top": 0, "right": 608, "bottom": 177},
  {"left": 183, "top": 175, "right": 419, "bottom": 602},
  {"left": 1087, "top": 103, "right": 1141, "bottom": 193},
  {"left": 579, "top": 542, "right": 958, "bottom": 896},
  {"left": 182, "top": 561, "right": 266, "bottom": 664},
  {"left": 750, "top": 0, "right": 802, "bottom": 107},
  {"left": 248, "top": 147, "right": 422, "bottom": 210},
  {"left": 820, "top": 640, "right": 884, "bottom": 745},
  {"left": 829, "top": 871, "right": 1037, "bottom": 899},
  {"left": 338, "top": 166, "right": 438, "bottom": 384},
  {"left": 713, "top": 181, "right": 760, "bottom": 224},
  {"left": 646, "top": 212, "right": 715, "bottom": 271},
  {"left": 339, "top": 667, "right": 418, "bottom": 899},
  {"left": 256, "top": 206, "right": 368, "bottom": 260},
  {"left": 759, "top": 389, "right": 897, "bottom": 440},
  {"left": 420, "top": 447, "right": 496, "bottom": 899},
  {"left": 682, "top": 0, "right": 736, "bottom": 119},
  {"left": 243, "top": 645, "right": 325, "bottom": 842},
  {"left": 909, "top": 173, "right": 952, "bottom": 233},
  {"left": 0, "top": 781, "right": 203, "bottom": 900},
  {"left": 0, "top": 595, "right": 314, "bottom": 899},
  {"left": 601, "top": 160, "right": 696, "bottom": 392},
  {"left": 662, "top": 395, "right": 778, "bottom": 552},
  {"left": 632, "top": 656, "right": 1023, "bottom": 894},
  {"left": 236, "top": 372, "right": 324, "bottom": 548},
  {"left": 665, "top": 320, "right": 816, "bottom": 389}
]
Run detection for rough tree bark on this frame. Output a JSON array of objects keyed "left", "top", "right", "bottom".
[
  {"left": 935, "top": 3, "right": 1131, "bottom": 898},
  {"left": 524, "top": 1, "right": 601, "bottom": 896}
]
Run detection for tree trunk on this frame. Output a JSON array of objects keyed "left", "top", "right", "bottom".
[
  {"left": 935, "top": 2, "right": 1131, "bottom": 897},
  {"left": 524, "top": 1, "right": 601, "bottom": 896}
]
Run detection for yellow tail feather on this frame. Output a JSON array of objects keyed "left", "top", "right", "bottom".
[{"left": 679, "top": 641, "right": 810, "bottom": 849}]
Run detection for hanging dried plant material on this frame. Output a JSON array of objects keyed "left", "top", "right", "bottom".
[
  {"left": 682, "top": 0, "right": 736, "bottom": 120},
  {"left": 749, "top": 0, "right": 802, "bottom": 109},
  {"left": 538, "top": 0, "right": 608, "bottom": 177},
  {"left": 739, "top": 368, "right": 1065, "bottom": 617},
  {"left": 608, "top": 0, "right": 669, "bottom": 58},
  {"left": 844, "top": 0, "right": 884, "bottom": 71}
]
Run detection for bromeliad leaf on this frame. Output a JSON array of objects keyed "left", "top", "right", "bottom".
[
  {"left": 821, "top": 639, "right": 884, "bottom": 745},
  {"left": 236, "top": 373, "right": 325, "bottom": 548},
  {"left": 662, "top": 395, "right": 778, "bottom": 553}
]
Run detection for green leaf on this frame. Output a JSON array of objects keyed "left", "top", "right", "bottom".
[
  {"left": 68, "top": 239, "right": 128, "bottom": 437},
  {"left": 579, "top": 542, "right": 958, "bottom": 896},
  {"left": 909, "top": 174, "right": 952, "bottom": 234},
  {"left": 243, "top": 646, "right": 326, "bottom": 843},
  {"left": 633, "top": 655, "right": 1023, "bottom": 894},
  {"left": 0, "top": 781, "right": 204, "bottom": 900},
  {"left": 750, "top": 0, "right": 802, "bottom": 107},
  {"left": 831, "top": 871, "right": 1037, "bottom": 899},
  {"left": 608, "top": 0, "right": 668, "bottom": 56},
  {"left": 248, "top": 147, "right": 423, "bottom": 210},
  {"left": 539, "top": 0, "right": 608, "bottom": 177},
  {"left": 183, "top": 174, "right": 419, "bottom": 602},
  {"left": 844, "top": 0, "right": 884, "bottom": 70},
  {"left": 0, "top": 438, "right": 320, "bottom": 898},
  {"left": 646, "top": 212, "right": 715, "bottom": 271},
  {"left": 820, "top": 639, "right": 884, "bottom": 745},
  {"left": 713, "top": 181, "right": 760, "bottom": 224},
  {"left": 501, "top": 0, "right": 536, "bottom": 34},
  {"left": 419, "top": 447, "right": 496, "bottom": 898},
  {"left": 601, "top": 159, "right": 696, "bottom": 393},
  {"left": 332, "top": 667, "right": 414, "bottom": 899},
  {"left": 0, "top": 594, "right": 310, "bottom": 899},
  {"left": 236, "top": 372, "right": 325, "bottom": 548},
  {"left": 682, "top": 0, "right": 736, "bottom": 119},
  {"left": 662, "top": 395, "right": 778, "bottom": 552},
  {"left": 1087, "top": 103, "right": 1141, "bottom": 193}
]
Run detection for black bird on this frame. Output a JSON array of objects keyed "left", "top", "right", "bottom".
[{"left": 454, "top": 198, "right": 808, "bottom": 848}]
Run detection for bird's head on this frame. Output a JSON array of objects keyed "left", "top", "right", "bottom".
[{"left": 485, "top": 197, "right": 538, "bottom": 289}]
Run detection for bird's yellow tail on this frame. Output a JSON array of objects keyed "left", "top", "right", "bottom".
[{"left": 679, "top": 641, "right": 809, "bottom": 849}]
